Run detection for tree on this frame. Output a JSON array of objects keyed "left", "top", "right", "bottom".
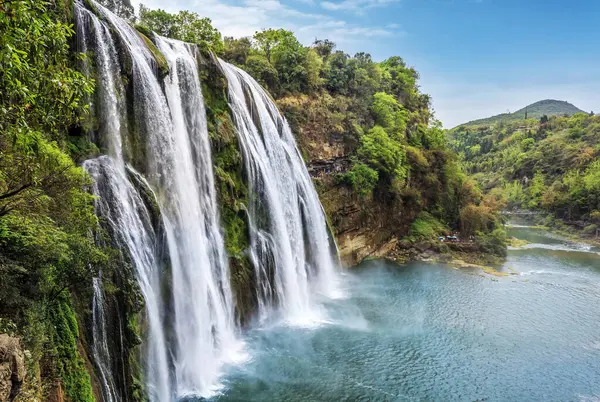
[
  {"left": 174, "top": 11, "right": 223, "bottom": 53},
  {"left": 97, "top": 0, "right": 134, "bottom": 20},
  {"left": 139, "top": 6, "right": 177, "bottom": 37},
  {"left": 358, "top": 126, "right": 406, "bottom": 180},
  {"left": 312, "top": 39, "right": 336, "bottom": 58},
  {"left": 459, "top": 203, "right": 493, "bottom": 236},
  {"left": 139, "top": 6, "right": 224, "bottom": 53},
  {"left": 253, "top": 29, "right": 295, "bottom": 62},
  {"left": 540, "top": 114, "right": 549, "bottom": 124},
  {"left": 380, "top": 56, "right": 418, "bottom": 103},
  {"left": 223, "top": 36, "right": 252, "bottom": 65},
  {"left": 371, "top": 92, "right": 408, "bottom": 140},
  {"left": 324, "top": 51, "right": 350, "bottom": 95},
  {"left": 345, "top": 163, "right": 378, "bottom": 197},
  {"left": 304, "top": 48, "right": 323, "bottom": 91},
  {"left": 244, "top": 55, "right": 279, "bottom": 93},
  {"left": 526, "top": 171, "right": 545, "bottom": 209},
  {"left": 0, "top": 0, "right": 105, "bottom": 337},
  {"left": 0, "top": 0, "right": 102, "bottom": 284}
]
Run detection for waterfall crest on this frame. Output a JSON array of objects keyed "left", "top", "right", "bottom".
[{"left": 219, "top": 61, "right": 340, "bottom": 323}]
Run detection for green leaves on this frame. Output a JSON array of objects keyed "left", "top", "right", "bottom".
[
  {"left": 138, "top": 6, "right": 224, "bottom": 54},
  {"left": 371, "top": 92, "right": 408, "bottom": 140},
  {"left": 0, "top": 0, "right": 104, "bottom": 331},
  {"left": 358, "top": 125, "right": 407, "bottom": 180},
  {"left": 345, "top": 163, "right": 379, "bottom": 198}
]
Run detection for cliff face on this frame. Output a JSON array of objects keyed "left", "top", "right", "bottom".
[{"left": 277, "top": 95, "right": 424, "bottom": 266}]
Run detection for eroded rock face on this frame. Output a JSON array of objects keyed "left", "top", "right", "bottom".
[{"left": 0, "top": 334, "right": 25, "bottom": 402}]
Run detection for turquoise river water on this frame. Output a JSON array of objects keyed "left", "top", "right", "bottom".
[{"left": 211, "top": 225, "right": 600, "bottom": 401}]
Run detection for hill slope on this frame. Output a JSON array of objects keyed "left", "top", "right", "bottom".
[
  {"left": 460, "top": 99, "right": 586, "bottom": 127},
  {"left": 448, "top": 112, "right": 600, "bottom": 236}
]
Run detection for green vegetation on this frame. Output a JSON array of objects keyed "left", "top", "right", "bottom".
[
  {"left": 138, "top": 6, "right": 224, "bottom": 53},
  {"left": 0, "top": 0, "right": 107, "bottom": 397},
  {"left": 0, "top": 0, "right": 510, "bottom": 397},
  {"left": 96, "top": 0, "right": 134, "bottom": 19},
  {"left": 48, "top": 299, "right": 95, "bottom": 402},
  {"left": 450, "top": 108, "right": 600, "bottom": 239},
  {"left": 409, "top": 212, "right": 447, "bottom": 241},
  {"left": 461, "top": 99, "right": 586, "bottom": 127}
]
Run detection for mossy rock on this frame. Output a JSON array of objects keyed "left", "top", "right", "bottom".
[
  {"left": 83, "top": 0, "right": 99, "bottom": 15},
  {"left": 126, "top": 166, "right": 162, "bottom": 230},
  {"left": 134, "top": 24, "right": 154, "bottom": 40},
  {"left": 134, "top": 30, "right": 169, "bottom": 78},
  {"left": 48, "top": 298, "right": 95, "bottom": 402}
]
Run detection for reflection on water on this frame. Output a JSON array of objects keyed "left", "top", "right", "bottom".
[{"left": 212, "top": 226, "right": 600, "bottom": 402}]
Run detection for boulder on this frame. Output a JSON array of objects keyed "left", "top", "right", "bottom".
[
  {"left": 0, "top": 334, "right": 25, "bottom": 402},
  {"left": 414, "top": 241, "right": 431, "bottom": 253}
]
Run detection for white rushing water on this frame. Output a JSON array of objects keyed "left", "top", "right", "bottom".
[
  {"left": 219, "top": 61, "right": 340, "bottom": 324},
  {"left": 91, "top": 276, "right": 119, "bottom": 402},
  {"left": 77, "top": 1, "right": 240, "bottom": 399},
  {"left": 77, "top": 0, "right": 340, "bottom": 399}
]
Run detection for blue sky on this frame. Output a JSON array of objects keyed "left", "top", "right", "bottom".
[{"left": 131, "top": 0, "right": 600, "bottom": 127}]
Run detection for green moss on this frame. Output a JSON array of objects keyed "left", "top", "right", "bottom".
[
  {"left": 49, "top": 298, "right": 95, "bottom": 402},
  {"left": 83, "top": 0, "right": 98, "bottom": 14},
  {"left": 134, "top": 24, "right": 154, "bottom": 40},
  {"left": 135, "top": 31, "right": 169, "bottom": 78}
]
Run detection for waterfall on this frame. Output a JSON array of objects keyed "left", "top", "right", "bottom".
[
  {"left": 76, "top": 1, "right": 240, "bottom": 399},
  {"left": 85, "top": 157, "right": 171, "bottom": 401},
  {"left": 76, "top": 0, "right": 340, "bottom": 398},
  {"left": 152, "top": 36, "right": 240, "bottom": 398},
  {"left": 91, "top": 276, "right": 119, "bottom": 402},
  {"left": 219, "top": 61, "right": 339, "bottom": 323}
]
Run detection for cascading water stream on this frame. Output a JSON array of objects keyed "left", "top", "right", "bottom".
[
  {"left": 84, "top": 157, "right": 171, "bottom": 401},
  {"left": 219, "top": 61, "right": 340, "bottom": 323},
  {"left": 91, "top": 276, "right": 119, "bottom": 402},
  {"left": 153, "top": 35, "right": 241, "bottom": 398},
  {"left": 76, "top": 1, "right": 241, "bottom": 399},
  {"left": 76, "top": 0, "right": 341, "bottom": 398}
]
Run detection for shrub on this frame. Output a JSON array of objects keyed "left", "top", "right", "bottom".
[
  {"left": 409, "top": 212, "right": 447, "bottom": 240},
  {"left": 475, "top": 228, "right": 507, "bottom": 257},
  {"left": 345, "top": 163, "right": 379, "bottom": 197}
]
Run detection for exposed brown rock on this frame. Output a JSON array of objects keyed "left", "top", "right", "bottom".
[{"left": 0, "top": 334, "right": 25, "bottom": 402}]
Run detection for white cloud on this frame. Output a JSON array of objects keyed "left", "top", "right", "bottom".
[
  {"left": 131, "top": 0, "right": 401, "bottom": 48},
  {"left": 320, "top": 0, "right": 399, "bottom": 13}
]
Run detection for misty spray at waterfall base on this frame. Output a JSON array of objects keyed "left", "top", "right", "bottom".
[{"left": 75, "top": 1, "right": 340, "bottom": 400}]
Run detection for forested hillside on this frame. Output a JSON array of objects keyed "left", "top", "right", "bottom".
[
  {"left": 450, "top": 111, "right": 600, "bottom": 238},
  {"left": 462, "top": 99, "right": 585, "bottom": 127}
]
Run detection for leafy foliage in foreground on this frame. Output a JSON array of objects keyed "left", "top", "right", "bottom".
[{"left": 0, "top": 0, "right": 103, "bottom": 398}]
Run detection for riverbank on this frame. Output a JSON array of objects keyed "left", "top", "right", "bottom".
[
  {"left": 506, "top": 213, "right": 600, "bottom": 248},
  {"left": 384, "top": 237, "right": 506, "bottom": 268}
]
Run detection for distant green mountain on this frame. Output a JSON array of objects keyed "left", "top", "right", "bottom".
[{"left": 459, "top": 99, "right": 586, "bottom": 127}]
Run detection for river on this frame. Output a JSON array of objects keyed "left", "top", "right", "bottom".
[{"left": 212, "top": 225, "right": 600, "bottom": 401}]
